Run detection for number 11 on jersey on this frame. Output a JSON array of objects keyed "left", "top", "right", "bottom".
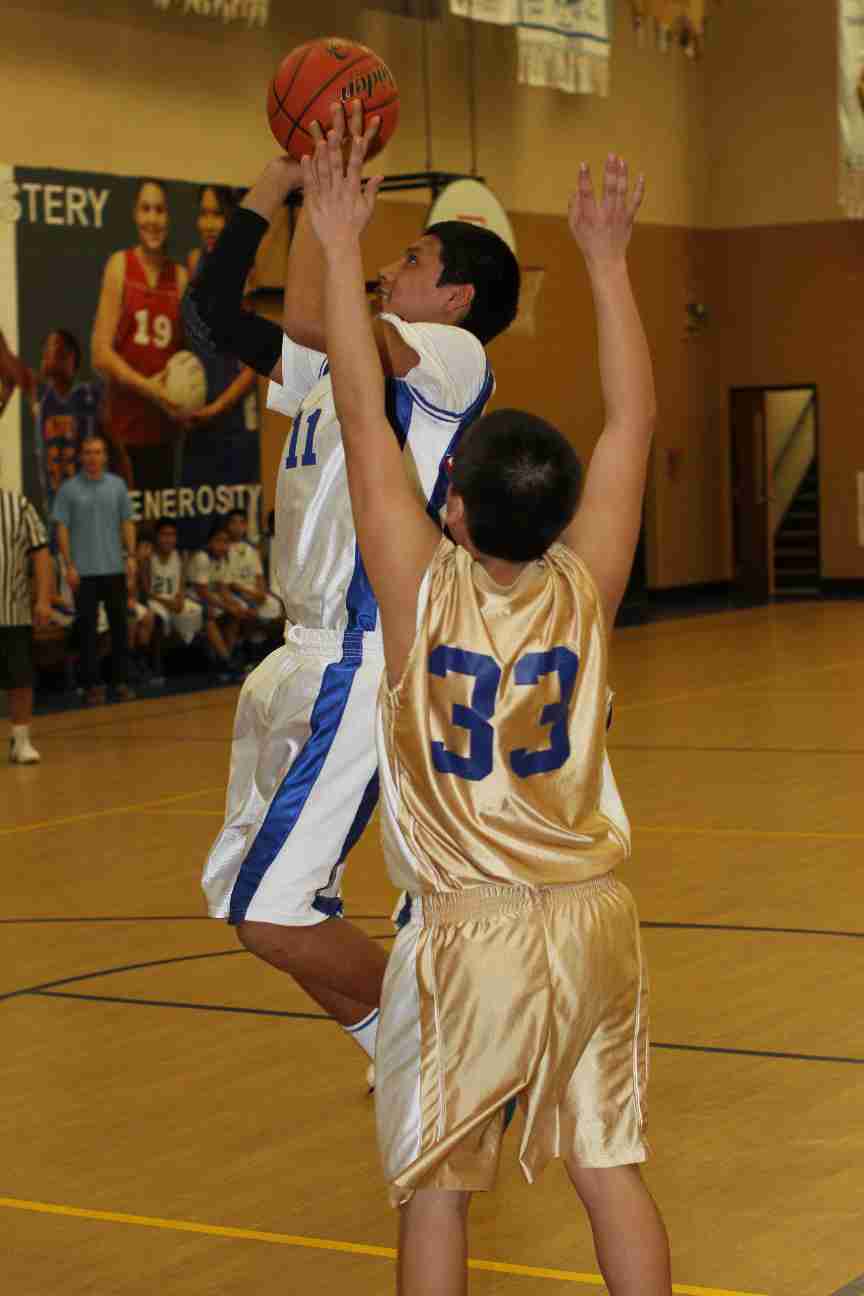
[{"left": 285, "top": 409, "right": 322, "bottom": 469}]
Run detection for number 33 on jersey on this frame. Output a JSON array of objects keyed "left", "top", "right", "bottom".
[{"left": 377, "top": 537, "right": 631, "bottom": 894}]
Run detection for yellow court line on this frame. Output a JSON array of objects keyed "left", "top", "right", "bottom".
[
  {"left": 0, "top": 787, "right": 222, "bottom": 838},
  {"left": 146, "top": 809, "right": 225, "bottom": 818},
  {"left": 0, "top": 1197, "right": 766, "bottom": 1296},
  {"left": 616, "top": 655, "right": 861, "bottom": 713},
  {"left": 636, "top": 824, "right": 864, "bottom": 842}
]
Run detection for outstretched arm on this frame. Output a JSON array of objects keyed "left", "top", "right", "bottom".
[
  {"left": 302, "top": 125, "right": 440, "bottom": 684},
  {"left": 561, "top": 155, "right": 655, "bottom": 630},
  {"left": 288, "top": 102, "right": 420, "bottom": 379}
]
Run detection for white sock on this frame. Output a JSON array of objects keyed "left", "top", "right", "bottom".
[
  {"left": 343, "top": 1007, "right": 379, "bottom": 1060},
  {"left": 11, "top": 725, "right": 30, "bottom": 744}
]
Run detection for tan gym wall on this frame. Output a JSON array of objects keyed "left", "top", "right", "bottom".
[{"left": 2, "top": 0, "right": 861, "bottom": 584}]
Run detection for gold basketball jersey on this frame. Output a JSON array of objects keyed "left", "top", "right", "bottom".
[{"left": 376, "top": 537, "right": 630, "bottom": 895}]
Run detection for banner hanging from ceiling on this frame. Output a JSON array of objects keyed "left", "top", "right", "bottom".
[
  {"left": 839, "top": 0, "right": 864, "bottom": 216},
  {"left": 152, "top": 0, "right": 269, "bottom": 26},
  {"left": 631, "top": 0, "right": 706, "bottom": 57},
  {"left": 449, "top": 0, "right": 611, "bottom": 97}
]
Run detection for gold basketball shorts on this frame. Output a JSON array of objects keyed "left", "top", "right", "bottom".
[{"left": 375, "top": 873, "right": 649, "bottom": 1207}]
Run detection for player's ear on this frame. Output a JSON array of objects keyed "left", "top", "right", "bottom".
[
  {"left": 444, "top": 281, "right": 474, "bottom": 320},
  {"left": 444, "top": 485, "right": 465, "bottom": 528}
]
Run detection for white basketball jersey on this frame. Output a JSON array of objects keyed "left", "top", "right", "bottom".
[
  {"left": 266, "top": 314, "right": 492, "bottom": 635},
  {"left": 228, "top": 540, "right": 263, "bottom": 587},
  {"left": 150, "top": 550, "right": 182, "bottom": 597}
]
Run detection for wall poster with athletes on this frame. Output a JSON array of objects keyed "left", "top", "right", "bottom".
[{"left": 0, "top": 162, "right": 262, "bottom": 549}]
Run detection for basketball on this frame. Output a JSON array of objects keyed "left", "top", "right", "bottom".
[
  {"left": 267, "top": 37, "right": 399, "bottom": 162},
  {"left": 163, "top": 350, "right": 207, "bottom": 412}
]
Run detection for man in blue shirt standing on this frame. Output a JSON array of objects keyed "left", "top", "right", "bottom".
[{"left": 52, "top": 434, "right": 136, "bottom": 705}]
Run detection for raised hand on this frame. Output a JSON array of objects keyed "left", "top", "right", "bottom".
[
  {"left": 310, "top": 99, "right": 380, "bottom": 165},
  {"left": 567, "top": 155, "right": 645, "bottom": 266},
  {"left": 301, "top": 118, "right": 382, "bottom": 250}
]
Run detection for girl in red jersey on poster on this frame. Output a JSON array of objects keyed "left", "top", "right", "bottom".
[{"left": 91, "top": 178, "right": 188, "bottom": 492}]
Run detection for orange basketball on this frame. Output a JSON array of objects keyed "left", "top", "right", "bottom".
[{"left": 267, "top": 37, "right": 399, "bottom": 163}]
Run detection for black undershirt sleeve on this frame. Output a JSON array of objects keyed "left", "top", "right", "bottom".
[{"left": 182, "top": 207, "right": 283, "bottom": 378}]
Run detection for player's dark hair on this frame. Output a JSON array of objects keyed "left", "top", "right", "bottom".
[
  {"left": 154, "top": 518, "right": 178, "bottom": 535},
  {"left": 134, "top": 177, "right": 167, "bottom": 206},
  {"left": 198, "top": 185, "right": 237, "bottom": 218},
  {"left": 208, "top": 519, "right": 229, "bottom": 541},
  {"left": 137, "top": 526, "right": 155, "bottom": 545},
  {"left": 449, "top": 409, "right": 582, "bottom": 563},
  {"left": 225, "top": 507, "right": 246, "bottom": 523},
  {"left": 52, "top": 329, "right": 81, "bottom": 371},
  {"left": 428, "top": 221, "right": 520, "bottom": 345}
]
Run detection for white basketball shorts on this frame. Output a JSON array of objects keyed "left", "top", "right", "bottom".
[{"left": 201, "top": 624, "right": 384, "bottom": 926}]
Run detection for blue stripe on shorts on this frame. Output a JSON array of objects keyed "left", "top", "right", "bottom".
[
  {"left": 227, "top": 629, "right": 365, "bottom": 925},
  {"left": 312, "top": 768, "right": 380, "bottom": 918}
]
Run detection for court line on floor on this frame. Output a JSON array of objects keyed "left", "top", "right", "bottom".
[
  {"left": 93, "top": 809, "right": 864, "bottom": 840},
  {"left": 0, "top": 786, "right": 222, "bottom": 838},
  {"left": 33, "top": 692, "right": 236, "bottom": 739},
  {"left": 642, "top": 920, "right": 864, "bottom": 939},
  {"left": 615, "top": 655, "right": 860, "bottom": 712},
  {"left": 0, "top": 1195, "right": 767, "bottom": 1296},
  {"left": 0, "top": 913, "right": 390, "bottom": 925},
  {"left": 613, "top": 743, "right": 864, "bottom": 757},
  {"left": 21, "top": 989, "right": 864, "bottom": 1065},
  {"left": 652, "top": 1041, "right": 864, "bottom": 1066},
  {"left": 0, "top": 949, "right": 244, "bottom": 1003},
  {"left": 4, "top": 916, "right": 859, "bottom": 940},
  {"left": 636, "top": 825, "right": 864, "bottom": 842},
  {"left": 146, "top": 809, "right": 227, "bottom": 817}
]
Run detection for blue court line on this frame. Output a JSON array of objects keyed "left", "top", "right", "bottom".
[
  {"left": 2, "top": 917, "right": 862, "bottom": 939},
  {"left": 0, "top": 913, "right": 393, "bottom": 925},
  {"left": 0, "top": 949, "right": 245, "bottom": 1002},
  {"left": 32, "top": 991, "right": 328, "bottom": 1020},
  {"left": 19, "top": 991, "right": 864, "bottom": 1065},
  {"left": 652, "top": 1042, "right": 864, "bottom": 1066},
  {"left": 642, "top": 921, "right": 864, "bottom": 939}
]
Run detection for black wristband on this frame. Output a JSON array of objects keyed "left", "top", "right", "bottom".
[
  {"left": 193, "top": 207, "right": 269, "bottom": 305},
  {"left": 182, "top": 207, "right": 282, "bottom": 377}
]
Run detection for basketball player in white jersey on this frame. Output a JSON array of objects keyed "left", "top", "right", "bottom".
[
  {"left": 301, "top": 129, "right": 670, "bottom": 1294},
  {"left": 148, "top": 518, "right": 203, "bottom": 645},
  {"left": 223, "top": 507, "right": 283, "bottom": 626},
  {"left": 186, "top": 103, "right": 520, "bottom": 1069}
]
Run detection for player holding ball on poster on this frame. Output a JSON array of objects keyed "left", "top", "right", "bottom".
[{"left": 91, "top": 178, "right": 188, "bottom": 492}]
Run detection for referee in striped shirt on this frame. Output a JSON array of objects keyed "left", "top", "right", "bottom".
[{"left": 0, "top": 488, "right": 53, "bottom": 763}]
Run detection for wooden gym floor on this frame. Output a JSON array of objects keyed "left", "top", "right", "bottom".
[{"left": 2, "top": 599, "right": 863, "bottom": 1296}]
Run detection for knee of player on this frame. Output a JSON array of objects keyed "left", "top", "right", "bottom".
[
  {"left": 236, "top": 918, "right": 311, "bottom": 964},
  {"left": 565, "top": 1160, "right": 646, "bottom": 1208}
]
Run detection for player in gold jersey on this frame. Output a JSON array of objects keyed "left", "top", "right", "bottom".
[{"left": 301, "top": 118, "right": 670, "bottom": 1296}]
